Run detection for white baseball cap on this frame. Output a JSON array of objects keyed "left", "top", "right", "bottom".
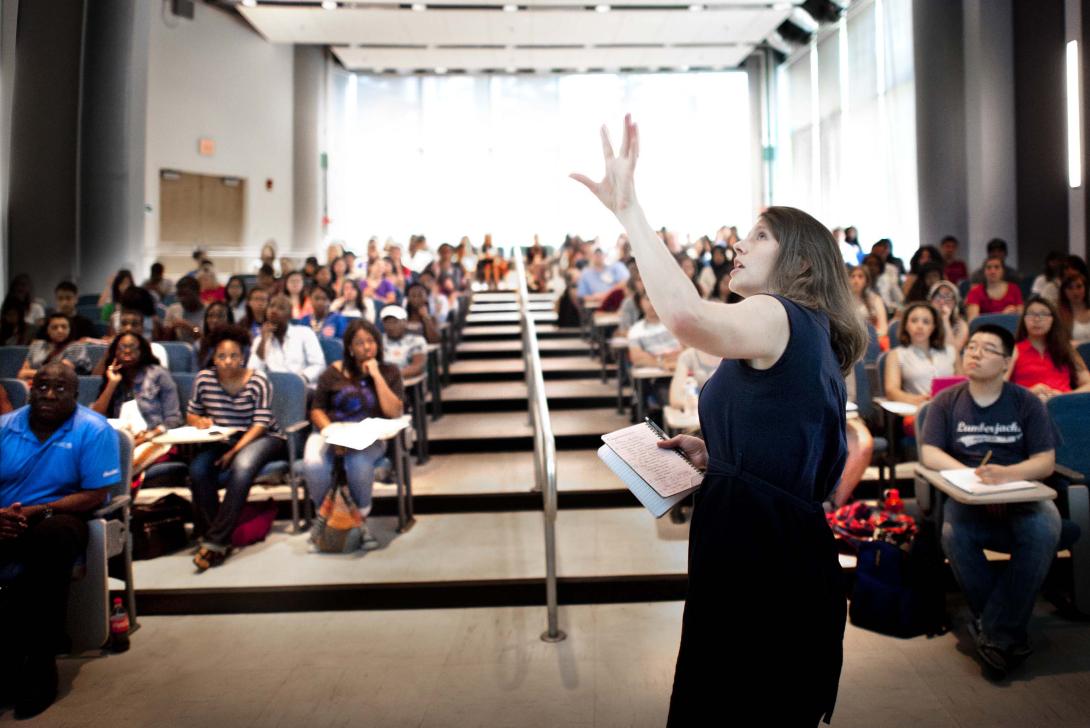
[{"left": 380, "top": 304, "right": 408, "bottom": 321}]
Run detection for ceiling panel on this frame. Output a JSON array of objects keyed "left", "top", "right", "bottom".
[
  {"left": 331, "top": 43, "right": 754, "bottom": 71},
  {"left": 237, "top": 2, "right": 793, "bottom": 71}
]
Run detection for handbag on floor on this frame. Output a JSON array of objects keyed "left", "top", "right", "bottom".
[
  {"left": 230, "top": 498, "right": 278, "bottom": 547},
  {"left": 311, "top": 480, "right": 364, "bottom": 553},
  {"left": 131, "top": 493, "right": 192, "bottom": 560}
]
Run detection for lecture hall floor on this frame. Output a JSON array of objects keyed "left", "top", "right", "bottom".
[{"left": 12, "top": 600, "right": 1090, "bottom": 727}]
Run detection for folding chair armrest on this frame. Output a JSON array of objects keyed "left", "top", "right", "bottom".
[
  {"left": 92, "top": 494, "right": 131, "bottom": 519},
  {"left": 285, "top": 420, "right": 310, "bottom": 435},
  {"left": 283, "top": 420, "right": 310, "bottom": 462},
  {"left": 1055, "top": 463, "right": 1086, "bottom": 485}
]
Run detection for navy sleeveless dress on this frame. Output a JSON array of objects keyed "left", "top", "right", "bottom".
[{"left": 667, "top": 294, "right": 848, "bottom": 727}]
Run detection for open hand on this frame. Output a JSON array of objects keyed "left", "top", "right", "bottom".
[
  {"left": 570, "top": 114, "right": 640, "bottom": 216},
  {"left": 656, "top": 434, "right": 708, "bottom": 471}
]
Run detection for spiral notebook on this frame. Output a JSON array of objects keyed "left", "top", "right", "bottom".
[{"left": 598, "top": 420, "right": 704, "bottom": 518}]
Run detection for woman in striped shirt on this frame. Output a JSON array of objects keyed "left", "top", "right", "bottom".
[{"left": 187, "top": 325, "right": 286, "bottom": 570}]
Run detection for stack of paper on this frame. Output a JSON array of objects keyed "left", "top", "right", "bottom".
[{"left": 322, "top": 416, "right": 412, "bottom": 450}]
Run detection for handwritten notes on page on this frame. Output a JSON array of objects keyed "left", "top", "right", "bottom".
[{"left": 601, "top": 423, "right": 701, "bottom": 498}]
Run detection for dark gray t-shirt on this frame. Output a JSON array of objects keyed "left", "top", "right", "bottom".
[{"left": 920, "top": 381, "right": 1055, "bottom": 467}]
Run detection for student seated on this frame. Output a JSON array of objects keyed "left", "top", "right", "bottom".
[
  {"left": 163, "top": 276, "right": 206, "bottom": 343},
  {"left": 966, "top": 256, "right": 1023, "bottom": 321},
  {"left": 248, "top": 294, "right": 326, "bottom": 385},
  {"left": 920, "top": 324, "right": 1060, "bottom": 675},
  {"left": 415, "top": 270, "right": 452, "bottom": 325},
  {"left": 627, "top": 292, "right": 683, "bottom": 410},
  {"left": 107, "top": 286, "right": 162, "bottom": 342},
  {"left": 187, "top": 326, "right": 286, "bottom": 571},
  {"left": 404, "top": 282, "right": 440, "bottom": 343},
  {"left": 91, "top": 332, "right": 182, "bottom": 476},
  {"left": 283, "top": 271, "right": 312, "bottom": 322},
  {"left": 196, "top": 301, "right": 235, "bottom": 370},
  {"left": 0, "top": 363, "right": 120, "bottom": 718},
  {"left": 37, "top": 281, "right": 97, "bottom": 341},
  {"left": 240, "top": 286, "right": 270, "bottom": 339},
  {"left": 1058, "top": 272, "right": 1090, "bottom": 344},
  {"left": 304, "top": 320, "right": 404, "bottom": 550},
  {"left": 616, "top": 264, "right": 644, "bottom": 336},
  {"left": 577, "top": 247, "right": 629, "bottom": 307},
  {"left": 92, "top": 303, "right": 168, "bottom": 374},
  {"left": 97, "top": 269, "right": 133, "bottom": 325},
  {"left": 1, "top": 294, "right": 34, "bottom": 345},
  {"left": 883, "top": 302, "right": 959, "bottom": 406},
  {"left": 929, "top": 280, "right": 969, "bottom": 352},
  {"left": 1007, "top": 296, "right": 1090, "bottom": 400},
  {"left": 668, "top": 346, "right": 720, "bottom": 411},
  {"left": 330, "top": 278, "right": 375, "bottom": 323},
  {"left": 300, "top": 285, "right": 347, "bottom": 340},
  {"left": 380, "top": 305, "right": 426, "bottom": 380},
  {"left": 17, "top": 313, "right": 92, "bottom": 383},
  {"left": 849, "top": 264, "right": 889, "bottom": 337}
]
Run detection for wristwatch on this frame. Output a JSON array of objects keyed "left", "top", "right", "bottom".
[{"left": 42, "top": 506, "right": 54, "bottom": 520}]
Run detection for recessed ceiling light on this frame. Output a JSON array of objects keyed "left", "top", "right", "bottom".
[
  {"left": 435, "top": 66, "right": 448, "bottom": 74},
  {"left": 506, "top": 66, "right": 518, "bottom": 73},
  {"left": 373, "top": 67, "right": 385, "bottom": 73},
  {"left": 321, "top": 0, "right": 337, "bottom": 8},
  {"left": 677, "top": 65, "right": 690, "bottom": 72},
  {"left": 240, "top": 0, "right": 257, "bottom": 7},
  {"left": 503, "top": 3, "right": 518, "bottom": 11},
  {"left": 773, "top": 2, "right": 792, "bottom": 9},
  {"left": 411, "top": 3, "right": 426, "bottom": 10},
  {"left": 688, "top": 3, "right": 703, "bottom": 10},
  {"left": 576, "top": 66, "right": 587, "bottom": 73},
  {"left": 595, "top": 4, "right": 611, "bottom": 12}
]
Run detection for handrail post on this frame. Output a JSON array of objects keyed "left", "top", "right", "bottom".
[{"left": 513, "top": 255, "right": 566, "bottom": 643}]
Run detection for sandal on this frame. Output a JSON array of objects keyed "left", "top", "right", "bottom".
[{"left": 193, "top": 546, "right": 228, "bottom": 571}]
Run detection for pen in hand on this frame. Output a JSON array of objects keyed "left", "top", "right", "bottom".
[{"left": 979, "top": 450, "right": 993, "bottom": 469}]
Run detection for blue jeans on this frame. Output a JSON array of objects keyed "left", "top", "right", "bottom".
[
  {"left": 303, "top": 433, "right": 385, "bottom": 516},
  {"left": 188, "top": 435, "right": 286, "bottom": 549},
  {"left": 941, "top": 498, "right": 1061, "bottom": 649}
]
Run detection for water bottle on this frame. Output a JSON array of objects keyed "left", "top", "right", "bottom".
[
  {"left": 109, "top": 597, "right": 130, "bottom": 653},
  {"left": 683, "top": 375, "right": 700, "bottom": 415},
  {"left": 882, "top": 488, "right": 904, "bottom": 514}
]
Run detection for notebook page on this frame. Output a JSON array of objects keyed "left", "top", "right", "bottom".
[
  {"left": 940, "top": 468, "right": 1036, "bottom": 495},
  {"left": 602, "top": 423, "right": 700, "bottom": 497}
]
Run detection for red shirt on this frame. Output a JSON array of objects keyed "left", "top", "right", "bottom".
[
  {"left": 1011, "top": 339, "right": 1072, "bottom": 393},
  {"left": 966, "top": 282, "right": 1022, "bottom": 314},
  {"left": 944, "top": 260, "right": 968, "bottom": 285}
]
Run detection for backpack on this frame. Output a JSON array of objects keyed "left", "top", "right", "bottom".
[
  {"left": 849, "top": 519, "right": 948, "bottom": 638},
  {"left": 230, "top": 498, "right": 278, "bottom": 547},
  {"left": 131, "top": 493, "right": 192, "bottom": 560}
]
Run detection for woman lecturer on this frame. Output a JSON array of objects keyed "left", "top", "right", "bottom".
[{"left": 573, "top": 115, "right": 867, "bottom": 726}]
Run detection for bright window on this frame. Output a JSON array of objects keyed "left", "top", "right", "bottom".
[{"left": 326, "top": 71, "right": 752, "bottom": 251}]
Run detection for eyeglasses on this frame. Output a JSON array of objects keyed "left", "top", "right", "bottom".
[
  {"left": 964, "top": 343, "right": 1006, "bottom": 357},
  {"left": 931, "top": 291, "right": 955, "bottom": 301},
  {"left": 1024, "top": 312, "right": 1053, "bottom": 320}
]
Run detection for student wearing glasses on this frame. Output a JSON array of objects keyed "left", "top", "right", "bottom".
[
  {"left": 1007, "top": 296, "right": 1090, "bottom": 400},
  {"left": 920, "top": 324, "right": 1060, "bottom": 676}
]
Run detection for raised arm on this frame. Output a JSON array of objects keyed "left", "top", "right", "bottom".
[{"left": 572, "top": 115, "right": 788, "bottom": 364}]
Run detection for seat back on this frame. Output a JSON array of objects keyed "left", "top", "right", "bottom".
[
  {"left": 319, "top": 337, "right": 344, "bottom": 365},
  {"left": 171, "top": 372, "right": 199, "bottom": 414},
  {"left": 0, "top": 346, "right": 28, "bottom": 378},
  {"left": 957, "top": 278, "right": 972, "bottom": 301},
  {"left": 112, "top": 429, "right": 134, "bottom": 498},
  {"left": 1048, "top": 393, "right": 1090, "bottom": 477},
  {"left": 77, "top": 303, "right": 102, "bottom": 322},
  {"left": 83, "top": 343, "right": 108, "bottom": 370},
  {"left": 77, "top": 294, "right": 101, "bottom": 306},
  {"left": 267, "top": 371, "right": 308, "bottom": 432},
  {"left": 887, "top": 318, "right": 900, "bottom": 345},
  {"left": 875, "top": 350, "right": 889, "bottom": 398},
  {"left": 77, "top": 375, "right": 102, "bottom": 406},
  {"left": 852, "top": 360, "right": 876, "bottom": 420},
  {"left": 1077, "top": 341, "right": 1090, "bottom": 367},
  {"left": 864, "top": 323, "right": 880, "bottom": 364},
  {"left": 159, "top": 341, "right": 197, "bottom": 373},
  {"left": 0, "top": 377, "right": 27, "bottom": 409},
  {"left": 969, "top": 313, "right": 1019, "bottom": 335}
]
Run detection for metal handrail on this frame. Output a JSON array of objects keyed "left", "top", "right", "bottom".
[{"left": 513, "top": 254, "right": 565, "bottom": 643}]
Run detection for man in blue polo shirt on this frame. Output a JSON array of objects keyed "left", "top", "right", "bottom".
[{"left": 0, "top": 362, "right": 120, "bottom": 719}]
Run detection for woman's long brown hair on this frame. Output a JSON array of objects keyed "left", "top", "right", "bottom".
[{"left": 761, "top": 206, "right": 869, "bottom": 376}]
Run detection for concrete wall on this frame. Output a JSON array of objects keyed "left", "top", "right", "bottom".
[{"left": 144, "top": 2, "right": 293, "bottom": 274}]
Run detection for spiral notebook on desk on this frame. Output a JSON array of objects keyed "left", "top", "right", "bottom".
[{"left": 598, "top": 420, "right": 704, "bottom": 518}]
